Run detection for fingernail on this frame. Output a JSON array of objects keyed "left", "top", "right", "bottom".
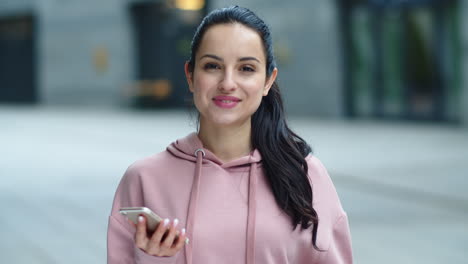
[
  {"left": 173, "top": 218, "right": 179, "bottom": 228},
  {"left": 181, "top": 228, "right": 186, "bottom": 235},
  {"left": 163, "top": 218, "right": 170, "bottom": 227},
  {"left": 138, "top": 216, "right": 144, "bottom": 223}
]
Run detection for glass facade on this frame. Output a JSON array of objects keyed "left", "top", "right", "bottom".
[{"left": 339, "top": 0, "right": 462, "bottom": 122}]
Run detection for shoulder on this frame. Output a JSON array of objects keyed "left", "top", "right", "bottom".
[
  {"left": 121, "top": 150, "right": 180, "bottom": 185},
  {"left": 305, "top": 154, "right": 333, "bottom": 186},
  {"left": 305, "top": 154, "right": 346, "bottom": 218},
  {"left": 305, "top": 155, "right": 327, "bottom": 176},
  {"left": 127, "top": 151, "right": 173, "bottom": 173},
  {"left": 111, "top": 150, "right": 186, "bottom": 208}
]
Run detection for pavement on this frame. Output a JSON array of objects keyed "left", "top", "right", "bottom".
[{"left": 1, "top": 105, "right": 467, "bottom": 263}]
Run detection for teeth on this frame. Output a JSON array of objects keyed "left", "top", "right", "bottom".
[{"left": 222, "top": 100, "right": 233, "bottom": 103}]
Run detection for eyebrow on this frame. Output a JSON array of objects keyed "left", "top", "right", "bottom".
[
  {"left": 199, "top": 54, "right": 260, "bottom": 63},
  {"left": 239, "top": 56, "right": 260, "bottom": 63}
]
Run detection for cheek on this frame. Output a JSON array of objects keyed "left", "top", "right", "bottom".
[
  {"left": 192, "top": 76, "right": 214, "bottom": 106},
  {"left": 195, "top": 77, "right": 211, "bottom": 91},
  {"left": 193, "top": 71, "right": 217, "bottom": 91},
  {"left": 246, "top": 79, "right": 267, "bottom": 101}
]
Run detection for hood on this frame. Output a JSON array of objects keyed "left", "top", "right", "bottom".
[{"left": 167, "top": 132, "right": 262, "bottom": 168}]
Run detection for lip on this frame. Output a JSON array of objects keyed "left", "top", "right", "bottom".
[
  {"left": 213, "top": 96, "right": 241, "bottom": 101},
  {"left": 212, "top": 95, "right": 241, "bottom": 109}
]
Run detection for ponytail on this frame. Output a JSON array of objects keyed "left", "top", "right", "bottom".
[{"left": 252, "top": 81, "right": 321, "bottom": 250}]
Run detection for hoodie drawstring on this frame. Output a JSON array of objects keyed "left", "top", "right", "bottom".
[
  {"left": 246, "top": 161, "right": 258, "bottom": 264},
  {"left": 185, "top": 149, "right": 257, "bottom": 264},
  {"left": 185, "top": 149, "right": 204, "bottom": 264}
]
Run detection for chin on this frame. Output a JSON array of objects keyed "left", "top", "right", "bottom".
[{"left": 204, "top": 112, "right": 251, "bottom": 127}]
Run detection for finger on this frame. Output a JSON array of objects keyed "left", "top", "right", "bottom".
[
  {"left": 135, "top": 215, "right": 148, "bottom": 249},
  {"left": 172, "top": 228, "right": 188, "bottom": 252},
  {"left": 161, "top": 219, "right": 179, "bottom": 249},
  {"left": 147, "top": 218, "right": 170, "bottom": 253},
  {"left": 175, "top": 228, "right": 190, "bottom": 245}
]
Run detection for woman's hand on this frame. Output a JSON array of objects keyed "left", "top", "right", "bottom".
[{"left": 130, "top": 216, "right": 188, "bottom": 257}]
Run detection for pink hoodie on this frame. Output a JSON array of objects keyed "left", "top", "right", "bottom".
[{"left": 107, "top": 133, "right": 353, "bottom": 264}]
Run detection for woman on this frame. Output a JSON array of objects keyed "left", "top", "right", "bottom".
[{"left": 107, "top": 6, "right": 352, "bottom": 264}]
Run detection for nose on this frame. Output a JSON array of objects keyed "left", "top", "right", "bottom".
[{"left": 218, "top": 69, "right": 236, "bottom": 93}]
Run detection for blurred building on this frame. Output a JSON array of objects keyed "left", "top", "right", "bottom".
[
  {"left": 0, "top": 0, "right": 467, "bottom": 125},
  {"left": 335, "top": 0, "right": 465, "bottom": 123},
  {"left": 0, "top": 0, "right": 206, "bottom": 108},
  {"left": 463, "top": 0, "right": 468, "bottom": 126}
]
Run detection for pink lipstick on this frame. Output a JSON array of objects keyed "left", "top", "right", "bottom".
[{"left": 213, "top": 95, "right": 241, "bottom": 109}]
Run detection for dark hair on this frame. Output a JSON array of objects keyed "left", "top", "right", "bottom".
[{"left": 187, "top": 6, "right": 321, "bottom": 250}]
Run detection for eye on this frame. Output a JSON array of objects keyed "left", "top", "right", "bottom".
[
  {"left": 203, "top": 63, "right": 220, "bottom": 70},
  {"left": 240, "top": 65, "right": 255, "bottom": 72}
]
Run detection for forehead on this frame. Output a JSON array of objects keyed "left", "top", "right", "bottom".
[{"left": 197, "top": 23, "right": 266, "bottom": 62}]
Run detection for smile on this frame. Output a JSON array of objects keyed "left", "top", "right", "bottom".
[{"left": 213, "top": 96, "right": 241, "bottom": 109}]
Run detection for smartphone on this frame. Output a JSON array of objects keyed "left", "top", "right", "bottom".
[
  {"left": 119, "top": 207, "right": 163, "bottom": 232},
  {"left": 119, "top": 207, "right": 189, "bottom": 244}
]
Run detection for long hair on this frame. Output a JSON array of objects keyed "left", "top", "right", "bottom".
[{"left": 187, "top": 6, "right": 321, "bottom": 250}]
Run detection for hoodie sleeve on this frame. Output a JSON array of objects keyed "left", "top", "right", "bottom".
[
  {"left": 302, "top": 156, "right": 353, "bottom": 264},
  {"left": 107, "top": 164, "right": 180, "bottom": 264},
  {"left": 320, "top": 213, "right": 353, "bottom": 264}
]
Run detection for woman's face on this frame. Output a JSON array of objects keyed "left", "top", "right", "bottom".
[{"left": 185, "top": 23, "right": 277, "bottom": 128}]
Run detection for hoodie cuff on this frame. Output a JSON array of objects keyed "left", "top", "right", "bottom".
[{"left": 134, "top": 245, "right": 179, "bottom": 264}]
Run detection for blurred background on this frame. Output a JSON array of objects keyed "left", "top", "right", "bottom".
[{"left": 1, "top": 0, "right": 467, "bottom": 263}]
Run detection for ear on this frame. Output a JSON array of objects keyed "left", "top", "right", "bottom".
[
  {"left": 263, "top": 67, "right": 278, "bottom": 96},
  {"left": 184, "top": 61, "right": 194, "bottom": 93}
]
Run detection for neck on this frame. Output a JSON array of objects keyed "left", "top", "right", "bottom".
[{"left": 198, "top": 118, "right": 252, "bottom": 163}]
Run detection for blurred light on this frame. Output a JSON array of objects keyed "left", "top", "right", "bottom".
[
  {"left": 175, "top": 0, "right": 205, "bottom": 11},
  {"left": 178, "top": 9, "right": 202, "bottom": 25},
  {"left": 93, "top": 46, "right": 109, "bottom": 74},
  {"left": 133, "top": 80, "right": 172, "bottom": 100}
]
